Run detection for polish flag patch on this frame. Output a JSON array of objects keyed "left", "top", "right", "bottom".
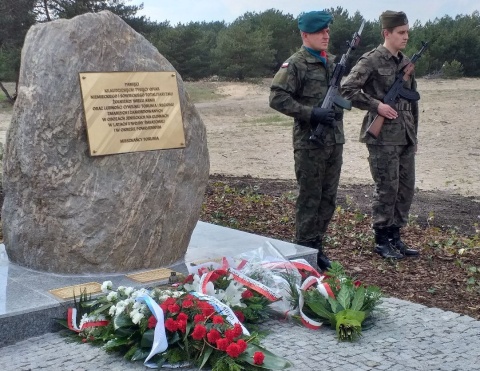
[{"left": 281, "top": 62, "right": 289, "bottom": 68}]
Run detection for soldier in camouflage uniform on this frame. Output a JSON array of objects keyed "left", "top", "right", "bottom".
[
  {"left": 269, "top": 11, "right": 345, "bottom": 270},
  {"left": 342, "top": 11, "right": 420, "bottom": 259}
]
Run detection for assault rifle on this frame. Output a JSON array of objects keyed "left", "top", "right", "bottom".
[
  {"left": 366, "top": 41, "right": 429, "bottom": 139},
  {"left": 310, "top": 20, "right": 365, "bottom": 144}
]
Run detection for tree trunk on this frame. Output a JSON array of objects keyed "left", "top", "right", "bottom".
[{"left": 0, "top": 81, "right": 15, "bottom": 105}]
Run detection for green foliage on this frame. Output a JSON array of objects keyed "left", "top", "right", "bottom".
[
  {"left": 0, "top": 48, "right": 20, "bottom": 81},
  {"left": 236, "top": 9, "right": 299, "bottom": 70},
  {"left": 302, "top": 262, "right": 383, "bottom": 341},
  {"left": 442, "top": 60, "right": 464, "bottom": 79},
  {"left": 152, "top": 21, "right": 225, "bottom": 80},
  {"left": 212, "top": 21, "right": 275, "bottom": 80},
  {"left": 0, "top": 0, "right": 36, "bottom": 83},
  {"left": 3, "top": 5, "right": 480, "bottom": 82}
]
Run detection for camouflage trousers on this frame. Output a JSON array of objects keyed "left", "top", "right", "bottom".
[
  {"left": 367, "top": 144, "right": 416, "bottom": 229},
  {"left": 294, "top": 144, "right": 343, "bottom": 244}
]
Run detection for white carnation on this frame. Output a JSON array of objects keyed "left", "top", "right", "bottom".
[
  {"left": 131, "top": 310, "right": 144, "bottom": 324},
  {"left": 101, "top": 281, "right": 113, "bottom": 293},
  {"left": 115, "top": 301, "right": 127, "bottom": 316},
  {"left": 130, "top": 288, "right": 148, "bottom": 299},
  {"left": 172, "top": 290, "right": 183, "bottom": 298}
]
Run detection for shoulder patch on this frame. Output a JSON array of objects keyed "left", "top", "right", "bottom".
[{"left": 281, "top": 62, "right": 289, "bottom": 68}]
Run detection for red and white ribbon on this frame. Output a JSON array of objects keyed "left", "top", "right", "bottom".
[
  {"left": 67, "top": 308, "right": 109, "bottom": 333},
  {"left": 298, "top": 276, "right": 335, "bottom": 330},
  {"left": 230, "top": 268, "right": 283, "bottom": 301}
]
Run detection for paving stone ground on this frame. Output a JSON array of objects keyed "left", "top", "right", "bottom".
[{"left": 0, "top": 297, "right": 479, "bottom": 371}]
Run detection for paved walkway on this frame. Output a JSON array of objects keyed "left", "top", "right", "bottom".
[{"left": 1, "top": 297, "right": 479, "bottom": 371}]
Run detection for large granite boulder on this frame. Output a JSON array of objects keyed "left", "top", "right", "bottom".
[{"left": 2, "top": 11, "right": 209, "bottom": 274}]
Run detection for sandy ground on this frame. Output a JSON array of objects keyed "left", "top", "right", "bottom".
[
  {"left": 194, "top": 78, "right": 480, "bottom": 200},
  {"left": 1, "top": 79, "right": 480, "bottom": 200}
]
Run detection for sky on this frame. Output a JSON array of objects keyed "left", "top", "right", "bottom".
[{"left": 132, "top": 0, "right": 479, "bottom": 26}]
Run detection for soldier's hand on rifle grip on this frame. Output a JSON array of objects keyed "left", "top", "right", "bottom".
[
  {"left": 310, "top": 107, "right": 335, "bottom": 127},
  {"left": 377, "top": 102, "right": 398, "bottom": 120},
  {"left": 402, "top": 63, "right": 416, "bottom": 81}
]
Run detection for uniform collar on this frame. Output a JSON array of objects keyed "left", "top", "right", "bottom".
[
  {"left": 376, "top": 44, "right": 409, "bottom": 68},
  {"left": 301, "top": 46, "right": 335, "bottom": 64}
]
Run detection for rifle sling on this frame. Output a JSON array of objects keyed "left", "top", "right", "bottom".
[{"left": 395, "top": 102, "right": 412, "bottom": 111}]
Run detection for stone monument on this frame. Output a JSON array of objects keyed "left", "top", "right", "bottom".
[{"left": 2, "top": 11, "right": 210, "bottom": 274}]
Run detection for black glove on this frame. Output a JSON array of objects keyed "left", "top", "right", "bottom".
[{"left": 310, "top": 107, "right": 335, "bottom": 127}]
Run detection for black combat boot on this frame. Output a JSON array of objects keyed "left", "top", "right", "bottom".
[
  {"left": 296, "top": 238, "right": 331, "bottom": 271},
  {"left": 388, "top": 227, "right": 419, "bottom": 256},
  {"left": 374, "top": 228, "right": 404, "bottom": 259},
  {"left": 314, "top": 237, "right": 331, "bottom": 271}
]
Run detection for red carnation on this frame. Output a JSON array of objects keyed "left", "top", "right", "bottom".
[
  {"left": 198, "top": 302, "right": 215, "bottom": 317},
  {"left": 164, "top": 318, "right": 178, "bottom": 332},
  {"left": 160, "top": 297, "right": 177, "bottom": 313},
  {"left": 162, "top": 297, "right": 176, "bottom": 306},
  {"left": 194, "top": 314, "right": 206, "bottom": 323},
  {"left": 183, "top": 274, "right": 194, "bottom": 284},
  {"left": 237, "top": 339, "right": 247, "bottom": 352},
  {"left": 216, "top": 337, "right": 230, "bottom": 351},
  {"left": 253, "top": 351, "right": 265, "bottom": 365},
  {"left": 147, "top": 315, "right": 157, "bottom": 329},
  {"left": 191, "top": 324, "right": 207, "bottom": 340},
  {"left": 226, "top": 342, "right": 241, "bottom": 358},
  {"left": 212, "top": 315, "right": 224, "bottom": 324},
  {"left": 354, "top": 280, "right": 362, "bottom": 288},
  {"left": 225, "top": 328, "right": 236, "bottom": 341},
  {"left": 241, "top": 290, "right": 254, "bottom": 299},
  {"left": 177, "top": 319, "right": 187, "bottom": 333},
  {"left": 207, "top": 328, "right": 221, "bottom": 344},
  {"left": 182, "top": 299, "right": 194, "bottom": 308},
  {"left": 171, "top": 303, "right": 182, "bottom": 313},
  {"left": 177, "top": 312, "right": 188, "bottom": 321},
  {"left": 234, "top": 311, "right": 245, "bottom": 323},
  {"left": 233, "top": 323, "right": 243, "bottom": 337}
]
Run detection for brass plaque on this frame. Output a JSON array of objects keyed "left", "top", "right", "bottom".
[
  {"left": 126, "top": 268, "right": 176, "bottom": 283},
  {"left": 48, "top": 282, "right": 102, "bottom": 300},
  {"left": 79, "top": 71, "right": 185, "bottom": 156}
]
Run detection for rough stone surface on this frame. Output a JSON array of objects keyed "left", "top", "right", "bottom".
[{"left": 2, "top": 11, "right": 209, "bottom": 273}]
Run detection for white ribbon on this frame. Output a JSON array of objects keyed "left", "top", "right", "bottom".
[
  {"left": 136, "top": 294, "right": 168, "bottom": 368},
  {"left": 190, "top": 291, "right": 250, "bottom": 336}
]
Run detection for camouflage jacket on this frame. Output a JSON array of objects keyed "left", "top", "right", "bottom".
[
  {"left": 341, "top": 44, "right": 419, "bottom": 145},
  {"left": 269, "top": 46, "right": 345, "bottom": 149}
]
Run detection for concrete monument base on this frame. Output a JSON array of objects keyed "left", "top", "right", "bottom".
[{"left": 0, "top": 221, "right": 316, "bottom": 347}]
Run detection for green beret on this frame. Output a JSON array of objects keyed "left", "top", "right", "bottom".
[
  {"left": 380, "top": 10, "right": 409, "bottom": 29},
  {"left": 298, "top": 11, "right": 333, "bottom": 33}
]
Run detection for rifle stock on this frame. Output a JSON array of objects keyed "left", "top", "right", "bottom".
[
  {"left": 365, "top": 41, "right": 428, "bottom": 140},
  {"left": 366, "top": 115, "right": 385, "bottom": 139}
]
